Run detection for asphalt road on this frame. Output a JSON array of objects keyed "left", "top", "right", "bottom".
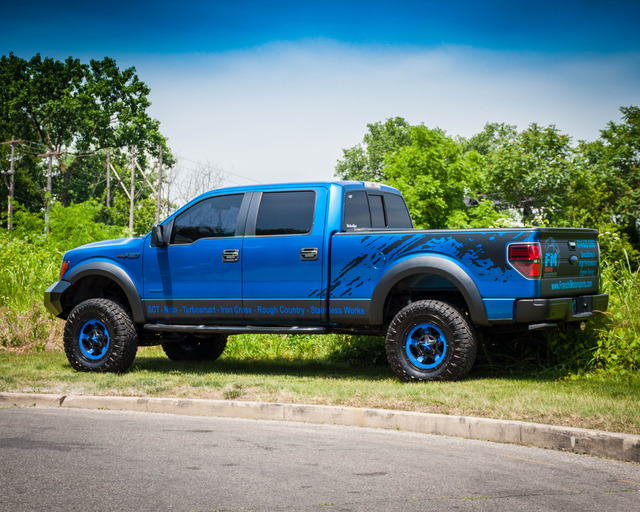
[{"left": 1, "top": 407, "right": 639, "bottom": 511}]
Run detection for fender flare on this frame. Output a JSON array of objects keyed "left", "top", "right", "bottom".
[
  {"left": 65, "top": 261, "right": 145, "bottom": 323},
  {"left": 370, "top": 255, "right": 489, "bottom": 326}
]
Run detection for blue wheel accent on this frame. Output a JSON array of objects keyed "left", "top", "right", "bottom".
[
  {"left": 78, "top": 319, "right": 110, "bottom": 360},
  {"left": 405, "top": 323, "right": 447, "bottom": 369}
]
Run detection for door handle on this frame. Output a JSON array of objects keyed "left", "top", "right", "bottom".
[
  {"left": 222, "top": 249, "right": 239, "bottom": 263},
  {"left": 300, "top": 247, "right": 318, "bottom": 261}
]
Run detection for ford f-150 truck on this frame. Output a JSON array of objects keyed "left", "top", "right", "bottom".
[{"left": 44, "top": 181, "right": 609, "bottom": 381}]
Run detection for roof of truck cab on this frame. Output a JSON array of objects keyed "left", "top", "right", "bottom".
[
  {"left": 161, "top": 181, "right": 405, "bottom": 225},
  {"left": 192, "top": 181, "right": 402, "bottom": 197}
]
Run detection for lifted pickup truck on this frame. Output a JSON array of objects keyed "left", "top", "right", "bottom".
[{"left": 45, "top": 181, "right": 608, "bottom": 381}]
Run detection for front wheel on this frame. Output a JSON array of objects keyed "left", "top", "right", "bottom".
[
  {"left": 161, "top": 334, "right": 227, "bottom": 362},
  {"left": 386, "top": 300, "right": 477, "bottom": 382},
  {"left": 63, "top": 298, "right": 138, "bottom": 373}
]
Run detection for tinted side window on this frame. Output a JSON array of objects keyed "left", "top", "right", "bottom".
[
  {"left": 255, "top": 191, "right": 315, "bottom": 236},
  {"left": 343, "top": 191, "right": 371, "bottom": 231},
  {"left": 171, "top": 194, "right": 243, "bottom": 244},
  {"left": 368, "top": 195, "right": 386, "bottom": 228},
  {"left": 384, "top": 193, "right": 413, "bottom": 228}
]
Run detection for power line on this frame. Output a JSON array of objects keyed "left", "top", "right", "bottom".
[
  {"left": 11, "top": 140, "right": 261, "bottom": 186},
  {"left": 176, "top": 155, "right": 261, "bottom": 184}
]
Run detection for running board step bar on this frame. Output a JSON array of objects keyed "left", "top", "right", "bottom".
[{"left": 144, "top": 324, "right": 332, "bottom": 335}]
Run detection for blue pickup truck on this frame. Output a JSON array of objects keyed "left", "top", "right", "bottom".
[{"left": 44, "top": 181, "right": 608, "bottom": 381}]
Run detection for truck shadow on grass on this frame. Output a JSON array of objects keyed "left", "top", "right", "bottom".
[
  {"left": 128, "top": 330, "right": 578, "bottom": 382},
  {"left": 129, "top": 354, "right": 567, "bottom": 384},
  {"left": 132, "top": 354, "right": 397, "bottom": 381}
]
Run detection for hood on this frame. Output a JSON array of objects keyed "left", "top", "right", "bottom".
[{"left": 63, "top": 236, "right": 145, "bottom": 262}]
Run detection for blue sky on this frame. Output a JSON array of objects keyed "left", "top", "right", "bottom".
[{"left": 3, "top": 1, "right": 640, "bottom": 188}]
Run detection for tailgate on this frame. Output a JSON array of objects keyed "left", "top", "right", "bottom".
[{"left": 538, "top": 229, "right": 600, "bottom": 297}]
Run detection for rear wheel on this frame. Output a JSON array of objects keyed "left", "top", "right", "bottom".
[
  {"left": 63, "top": 298, "right": 138, "bottom": 373},
  {"left": 386, "top": 300, "right": 476, "bottom": 382},
  {"left": 161, "top": 334, "right": 227, "bottom": 362}
]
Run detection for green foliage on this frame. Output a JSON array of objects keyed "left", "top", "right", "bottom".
[
  {"left": 7, "top": 200, "right": 128, "bottom": 251},
  {"left": 0, "top": 233, "right": 59, "bottom": 312},
  {"left": 328, "top": 335, "right": 387, "bottom": 366},
  {"left": 0, "top": 232, "right": 62, "bottom": 351},
  {"left": 226, "top": 334, "right": 334, "bottom": 361},
  {"left": 107, "top": 194, "right": 158, "bottom": 236},
  {"left": 0, "top": 52, "right": 173, "bottom": 213},
  {"left": 0, "top": 200, "right": 129, "bottom": 350},
  {"left": 592, "top": 257, "right": 640, "bottom": 373},
  {"left": 483, "top": 123, "right": 575, "bottom": 224},
  {"left": 335, "top": 117, "right": 412, "bottom": 182},
  {"left": 49, "top": 201, "right": 129, "bottom": 248},
  {"left": 225, "top": 334, "right": 387, "bottom": 367},
  {"left": 384, "top": 125, "right": 500, "bottom": 229},
  {"left": 589, "top": 106, "right": 640, "bottom": 251}
]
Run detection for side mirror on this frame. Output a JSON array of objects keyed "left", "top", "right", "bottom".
[{"left": 151, "top": 225, "right": 167, "bottom": 247}]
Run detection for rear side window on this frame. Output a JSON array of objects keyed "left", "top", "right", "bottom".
[
  {"left": 384, "top": 193, "right": 413, "bottom": 228},
  {"left": 255, "top": 191, "right": 316, "bottom": 235},
  {"left": 343, "top": 191, "right": 371, "bottom": 230},
  {"left": 368, "top": 195, "right": 386, "bottom": 228},
  {"left": 342, "top": 190, "right": 413, "bottom": 231},
  {"left": 171, "top": 194, "right": 243, "bottom": 244}
]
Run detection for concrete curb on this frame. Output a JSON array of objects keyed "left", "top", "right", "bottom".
[{"left": 2, "top": 391, "right": 638, "bottom": 463}]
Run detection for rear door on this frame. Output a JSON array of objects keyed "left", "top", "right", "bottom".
[{"left": 241, "top": 187, "right": 328, "bottom": 323}]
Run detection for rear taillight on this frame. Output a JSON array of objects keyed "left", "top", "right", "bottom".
[
  {"left": 60, "top": 260, "right": 70, "bottom": 280},
  {"left": 508, "top": 243, "right": 541, "bottom": 279}
]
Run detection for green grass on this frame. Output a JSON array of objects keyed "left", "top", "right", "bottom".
[{"left": 1, "top": 347, "right": 639, "bottom": 435}]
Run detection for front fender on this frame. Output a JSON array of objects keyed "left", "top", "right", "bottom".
[
  {"left": 65, "top": 261, "right": 145, "bottom": 323},
  {"left": 370, "top": 255, "right": 490, "bottom": 326}
]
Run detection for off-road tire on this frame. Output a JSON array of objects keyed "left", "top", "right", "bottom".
[
  {"left": 63, "top": 298, "right": 138, "bottom": 373},
  {"left": 386, "top": 300, "right": 477, "bottom": 382},
  {"left": 161, "top": 334, "right": 228, "bottom": 362}
]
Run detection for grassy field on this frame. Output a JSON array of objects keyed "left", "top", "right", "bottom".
[{"left": 2, "top": 345, "right": 639, "bottom": 435}]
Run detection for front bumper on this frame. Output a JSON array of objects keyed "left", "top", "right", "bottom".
[
  {"left": 515, "top": 294, "right": 609, "bottom": 324},
  {"left": 44, "top": 280, "right": 71, "bottom": 317}
]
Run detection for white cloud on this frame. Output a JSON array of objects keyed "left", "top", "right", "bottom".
[{"left": 132, "top": 42, "right": 640, "bottom": 187}]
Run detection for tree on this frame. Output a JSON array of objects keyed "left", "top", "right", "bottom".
[
  {"left": 482, "top": 123, "right": 575, "bottom": 224},
  {"left": 0, "top": 53, "right": 173, "bottom": 210},
  {"left": 595, "top": 106, "right": 640, "bottom": 250},
  {"left": 458, "top": 122, "right": 518, "bottom": 155},
  {"left": 335, "top": 117, "right": 412, "bottom": 181},
  {"left": 384, "top": 125, "right": 485, "bottom": 229}
]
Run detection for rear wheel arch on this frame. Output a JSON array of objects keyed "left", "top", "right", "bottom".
[{"left": 370, "top": 256, "right": 489, "bottom": 327}]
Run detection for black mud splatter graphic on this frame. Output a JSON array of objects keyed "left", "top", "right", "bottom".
[{"left": 327, "top": 230, "right": 532, "bottom": 298}]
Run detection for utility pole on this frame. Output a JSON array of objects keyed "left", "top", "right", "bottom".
[
  {"left": 38, "top": 151, "right": 62, "bottom": 235},
  {"left": 1, "top": 138, "right": 24, "bottom": 230},
  {"left": 129, "top": 146, "right": 136, "bottom": 235},
  {"left": 156, "top": 146, "right": 163, "bottom": 225}
]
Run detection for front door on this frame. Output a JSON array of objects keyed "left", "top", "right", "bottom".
[{"left": 143, "top": 193, "right": 248, "bottom": 323}]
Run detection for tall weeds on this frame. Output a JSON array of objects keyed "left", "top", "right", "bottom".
[
  {"left": 592, "top": 256, "right": 640, "bottom": 372},
  {"left": 0, "top": 237, "right": 62, "bottom": 351},
  {"left": 0, "top": 201, "right": 126, "bottom": 351}
]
